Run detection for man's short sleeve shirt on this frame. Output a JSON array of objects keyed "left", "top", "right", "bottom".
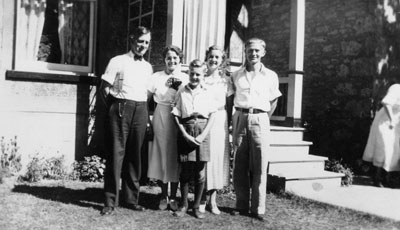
[
  {"left": 102, "top": 51, "right": 153, "bottom": 101},
  {"left": 231, "top": 64, "right": 281, "bottom": 112}
]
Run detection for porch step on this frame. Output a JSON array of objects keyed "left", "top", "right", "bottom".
[
  {"left": 270, "top": 126, "right": 305, "bottom": 143},
  {"left": 268, "top": 154, "right": 327, "bottom": 175},
  {"left": 270, "top": 140, "right": 312, "bottom": 156},
  {"left": 267, "top": 170, "right": 345, "bottom": 193}
]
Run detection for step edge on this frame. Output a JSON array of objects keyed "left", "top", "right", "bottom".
[
  {"left": 268, "top": 155, "right": 328, "bottom": 163},
  {"left": 270, "top": 126, "right": 305, "bottom": 131},
  {"left": 271, "top": 141, "right": 313, "bottom": 146},
  {"left": 269, "top": 171, "right": 345, "bottom": 180}
]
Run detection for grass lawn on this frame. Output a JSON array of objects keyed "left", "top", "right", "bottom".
[{"left": 0, "top": 178, "right": 399, "bottom": 230}]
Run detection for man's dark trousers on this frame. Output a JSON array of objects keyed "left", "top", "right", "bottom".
[{"left": 104, "top": 98, "right": 148, "bottom": 207}]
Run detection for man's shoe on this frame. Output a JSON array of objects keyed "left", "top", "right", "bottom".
[
  {"left": 122, "top": 203, "right": 146, "bottom": 211},
  {"left": 230, "top": 209, "right": 248, "bottom": 216},
  {"left": 173, "top": 206, "right": 188, "bottom": 217},
  {"left": 250, "top": 213, "right": 265, "bottom": 222},
  {"left": 100, "top": 206, "right": 114, "bottom": 215}
]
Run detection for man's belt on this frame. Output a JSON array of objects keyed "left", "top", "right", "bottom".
[{"left": 235, "top": 107, "right": 266, "bottom": 114}]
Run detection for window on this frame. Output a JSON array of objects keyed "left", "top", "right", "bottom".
[
  {"left": 128, "top": 0, "right": 154, "bottom": 59},
  {"left": 14, "top": 0, "right": 97, "bottom": 75}
]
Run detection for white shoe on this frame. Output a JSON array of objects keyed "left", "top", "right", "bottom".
[
  {"left": 210, "top": 206, "right": 221, "bottom": 215},
  {"left": 198, "top": 204, "right": 206, "bottom": 213}
]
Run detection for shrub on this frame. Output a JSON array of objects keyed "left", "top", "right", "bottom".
[
  {"left": 20, "top": 155, "right": 44, "bottom": 183},
  {"left": 72, "top": 155, "right": 106, "bottom": 182},
  {"left": 0, "top": 136, "right": 22, "bottom": 174},
  {"left": 325, "top": 158, "right": 354, "bottom": 186},
  {"left": 42, "top": 155, "right": 68, "bottom": 180},
  {"left": 19, "top": 154, "right": 69, "bottom": 182}
]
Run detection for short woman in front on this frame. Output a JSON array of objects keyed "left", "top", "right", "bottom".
[{"left": 147, "top": 45, "right": 188, "bottom": 211}]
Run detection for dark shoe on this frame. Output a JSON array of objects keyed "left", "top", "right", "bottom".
[
  {"left": 230, "top": 209, "right": 249, "bottom": 216},
  {"left": 173, "top": 206, "right": 188, "bottom": 217},
  {"left": 169, "top": 199, "right": 179, "bottom": 211},
  {"left": 250, "top": 213, "right": 265, "bottom": 222},
  {"left": 122, "top": 203, "right": 146, "bottom": 211},
  {"left": 100, "top": 206, "right": 114, "bottom": 215}
]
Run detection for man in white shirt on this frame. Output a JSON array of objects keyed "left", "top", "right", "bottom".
[
  {"left": 100, "top": 26, "right": 153, "bottom": 215},
  {"left": 227, "top": 38, "right": 281, "bottom": 221}
]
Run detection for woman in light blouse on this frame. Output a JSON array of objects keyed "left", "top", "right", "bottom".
[{"left": 147, "top": 45, "right": 188, "bottom": 211}]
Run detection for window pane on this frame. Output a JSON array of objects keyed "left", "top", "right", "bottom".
[
  {"left": 129, "top": 19, "right": 140, "bottom": 35},
  {"left": 38, "top": 0, "right": 91, "bottom": 66},
  {"left": 130, "top": 2, "right": 140, "bottom": 19},
  {"left": 141, "top": 14, "right": 152, "bottom": 28},
  {"left": 142, "top": 0, "right": 153, "bottom": 14}
]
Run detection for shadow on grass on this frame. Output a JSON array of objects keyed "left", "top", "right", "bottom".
[{"left": 12, "top": 184, "right": 160, "bottom": 211}]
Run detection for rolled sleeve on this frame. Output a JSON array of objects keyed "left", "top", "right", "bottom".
[{"left": 269, "top": 72, "right": 282, "bottom": 101}]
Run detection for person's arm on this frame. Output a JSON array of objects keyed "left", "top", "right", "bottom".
[
  {"left": 194, "top": 112, "right": 216, "bottom": 144},
  {"left": 383, "top": 103, "right": 395, "bottom": 129},
  {"left": 226, "top": 95, "right": 234, "bottom": 127},
  {"left": 99, "top": 80, "right": 112, "bottom": 107},
  {"left": 268, "top": 98, "right": 278, "bottom": 118},
  {"left": 173, "top": 115, "right": 199, "bottom": 146}
]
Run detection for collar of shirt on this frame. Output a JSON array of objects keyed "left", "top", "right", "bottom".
[
  {"left": 128, "top": 51, "right": 144, "bottom": 61},
  {"left": 184, "top": 84, "right": 204, "bottom": 96}
]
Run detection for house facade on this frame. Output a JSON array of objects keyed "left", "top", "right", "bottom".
[{"left": 0, "top": 0, "right": 399, "bottom": 171}]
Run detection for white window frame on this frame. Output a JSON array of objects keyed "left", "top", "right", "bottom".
[{"left": 14, "top": 0, "right": 97, "bottom": 76}]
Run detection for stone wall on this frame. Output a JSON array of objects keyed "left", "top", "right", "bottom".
[
  {"left": 302, "top": 0, "right": 380, "bottom": 166},
  {"left": 248, "top": 0, "right": 400, "bottom": 169}
]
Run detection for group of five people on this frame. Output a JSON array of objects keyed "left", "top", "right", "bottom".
[{"left": 99, "top": 26, "right": 281, "bottom": 222}]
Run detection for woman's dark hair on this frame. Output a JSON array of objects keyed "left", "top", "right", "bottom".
[
  {"left": 163, "top": 45, "right": 184, "bottom": 63},
  {"left": 128, "top": 26, "right": 151, "bottom": 43}
]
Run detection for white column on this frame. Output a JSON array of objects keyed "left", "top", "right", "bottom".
[
  {"left": 166, "top": 0, "right": 184, "bottom": 48},
  {"left": 287, "top": 0, "right": 305, "bottom": 123}
]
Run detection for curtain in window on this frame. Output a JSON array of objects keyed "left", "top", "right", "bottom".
[
  {"left": 58, "top": 0, "right": 73, "bottom": 65},
  {"left": 182, "top": 0, "right": 226, "bottom": 63},
  {"left": 16, "top": 0, "right": 47, "bottom": 64}
]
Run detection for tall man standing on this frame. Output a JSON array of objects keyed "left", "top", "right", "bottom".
[
  {"left": 100, "top": 26, "right": 153, "bottom": 215},
  {"left": 227, "top": 38, "right": 281, "bottom": 221}
]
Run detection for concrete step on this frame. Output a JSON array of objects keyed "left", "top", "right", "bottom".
[
  {"left": 268, "top": 154, "right": 327, "bottom": 175},
  {"left": 270, "top": 126, "right": 305, "bottom": 143},
  {"left": 270, "top": 140, "right": 312, "bottom": 156},
  {"left": 267, "top": 170, "right": 345, "bottom": 193}
]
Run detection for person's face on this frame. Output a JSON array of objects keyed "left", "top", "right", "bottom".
[
  {"left": 207, "top": 50, "right": 224, "bottom": 72},
  {"left": 165, "top": 50, "right": 180, "bottom": 72},
  {"left": 131, "top": 33, "right": 151, "bottom": 56},
  {"left": 245, "top": 42, "right": 265, "bottom": 65},
  {"left": 189, "top": 67, "right": 205, "bottom": 88}
]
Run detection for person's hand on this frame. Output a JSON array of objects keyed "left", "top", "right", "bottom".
[
  {"left": 170, "top": 100, "right": 176, "bottom": 109},
  {"left": 184, "top": 134, "right": 200, "bottom": 147},
  {"left": 195, "top": 134, "right": 205, "bottom": 144}
]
